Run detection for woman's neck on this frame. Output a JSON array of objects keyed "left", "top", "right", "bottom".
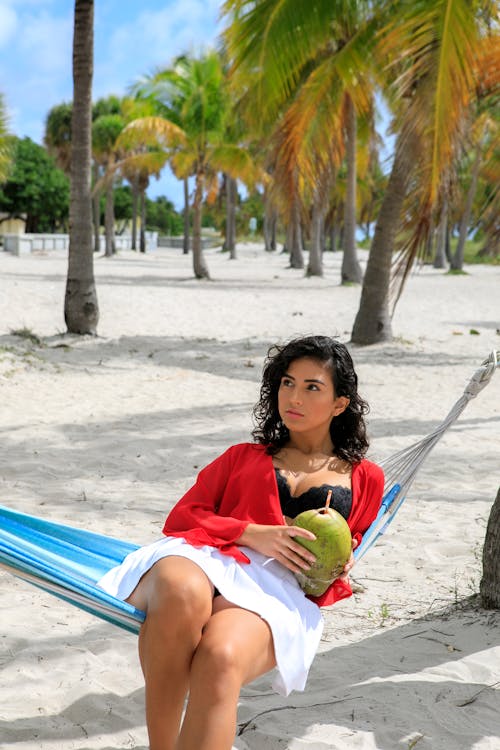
[{"left": 285, "top": 432, "right": 334, "bottom": 457}]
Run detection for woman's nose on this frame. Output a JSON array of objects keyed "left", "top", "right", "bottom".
[{"left": 290, "top": 388, "right": 302, "bottom": 404}]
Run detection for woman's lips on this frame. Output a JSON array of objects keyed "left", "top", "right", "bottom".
[{"left": 285, "top": 409, "right": 304, "bottom": 418}]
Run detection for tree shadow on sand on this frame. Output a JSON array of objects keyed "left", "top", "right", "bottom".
[
  {"left": 235, "top": 600, "right": 499, "bottom": 749},
  {"left": 1, "top": 600, "right": 498, "bottom": 749},
  {"left": 1, "top": 332, "right": 497, "bottom": 524}
]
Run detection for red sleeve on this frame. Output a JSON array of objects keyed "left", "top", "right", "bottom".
[
  {"left": 308, "top": 459, "right": 385, "bottom": 607},
  {"left": 162, "top": 446, "right": 250, "bottom": 558}
]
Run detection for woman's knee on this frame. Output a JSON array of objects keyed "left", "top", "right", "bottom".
[
  {"left": 194, "top": 630, "right": 244, "bottom": 686},
  {"left": 193, "top": 608, "right": 276, "bottom": 690},
  {"left": 134, "top": 557, "right": 214, "bottom": 623}
]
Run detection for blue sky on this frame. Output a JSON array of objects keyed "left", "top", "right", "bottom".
[{"left": 0, "top": 0, "right": 223, "bottom": 208}]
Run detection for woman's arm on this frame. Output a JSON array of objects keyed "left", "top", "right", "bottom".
[
  {"left": 237, "top": 523, "right": 316, "bottom": 573},
  {"left": 163, "top": 447, "right": 250, "bottom": 544}
]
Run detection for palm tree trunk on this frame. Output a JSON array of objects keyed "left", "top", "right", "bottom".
[
  {"left": 425, "top": 217, "right": 435, "bottom": 261},
  {"left": 92, "top": 161, "right": 100, "bottom": 253},
  {"left": 339, "top": 223, "right": 345, "bottom": 251},
  {"left": 65, "top": 0, "right": 98, "bottom": 335},
  {"left": 351, "top": 132, "right": 411, "bottom": 344},
  {"left": 478, "top": 231, "right": 500, "bottom": 259},
  {"left": 264, "top": 190, "right": 276, "bottom": 251},
  {"left": 307, "top": 190, "right": 324, "bottom": 276},
  {"left": 445, "top": 222, "right": 452, "bottom": 263},
  {"left": 183, "top": 177, "right": 190, "bottom": 254},
  {"left": 450, "top": 145, "right": 482, "bottom": 271},
  {"left": 192, "top": 173, "right": 210, "bottom": 279},
  {"left": 433, "top": 201, "right": 448, "bottom": 269},
  {"left": 480, "top": 486, "right": 500, "bottom": 608},
  {"left": 329, "top": 222, "right": 338, "bottom": 252},
  {"left": 289, "top": 194, "right": 304, "bottom": 269},
  {"left": 104, "top": 177, "right": 115, "bottom": 256},
  {"left": 226, "top": 175, "right": 237, "bottom": 259},
  {"left": 140, "top": 188, "right": 146, "bottom": 253},
  {"left": 131, "top": 175, "right": 139, "bottom": 250},
  {"left": 342, "top": 95, "right": 362, "bottom": 284}
]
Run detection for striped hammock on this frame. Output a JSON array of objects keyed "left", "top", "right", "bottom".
[{"left": 1, "top": 351, "right": 498, "bottom": 634}]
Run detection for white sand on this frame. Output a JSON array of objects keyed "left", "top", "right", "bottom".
[{"left": 1, "top": 243, "right": 499, "bottom": 749}]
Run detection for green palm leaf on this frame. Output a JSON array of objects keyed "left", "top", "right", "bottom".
[{"left": 118, "top": 116, "right": 187, "bottom": 151}]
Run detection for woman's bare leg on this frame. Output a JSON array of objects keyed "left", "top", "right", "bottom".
[
  {"left": 126, "top": 556, "right": 214, "bottom": 750},
  {"left": 176, "top": 599, "right": 276, "bottom": 750}
]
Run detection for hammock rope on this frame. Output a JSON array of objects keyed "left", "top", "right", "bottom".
[
  {"left": 1, "top": 350, "right": 498, "bottom": 632},
  {"left": 355, "top": 350, "right": 499, "bottom": 560}
]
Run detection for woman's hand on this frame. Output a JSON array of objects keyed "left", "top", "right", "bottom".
[
  {"left": 337, "top": 537, "right": 358, "bottom": 583},
  {"left": 237, "top": 523, "right": 316, "bottom": 574}
]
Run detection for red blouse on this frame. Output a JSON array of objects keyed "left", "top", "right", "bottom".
[{"left": 163, "top": 442, "right": 384, "bottom": 607}]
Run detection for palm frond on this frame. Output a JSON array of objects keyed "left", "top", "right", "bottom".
[
  {"left": 209, "top": 143, "right": 263, "bottom": 186},
  {"left": 118, "top": 116, "right": 187, "bottom": 152},
  {"left": 223, "top": 0, "right": 339, "bottom": 118},
  {"left": 205, "top": 172, "right": 221, "bottom": 205},
  {"left": 378, "top": 0, "right": 487, "bottom": 304},
  {"left": 93, "top": 150, "right": 168, "bottom": 194},
  {"left": 170, "top": 150, "right": 197, "bottom": 180}
]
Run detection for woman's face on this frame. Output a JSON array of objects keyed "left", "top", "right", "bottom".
[{"left": 277, "top": 357, "right": 349, "bottom": 435}]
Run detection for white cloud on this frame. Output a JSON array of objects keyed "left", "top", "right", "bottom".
[
  {"left": 0, "top": 0, "right": 225, "bottom": 205},
  {"left": 0, "top": 4, "right": 18, "bottom": 47},
  {"left": 106, "top": 1, "right": 221, "bottom": 73},
  {"left": 0, "top": 5, "right": 73, "bottom": 141},
  {"left": 93, "top": 1, "right": 222, "bottom": 105},
  {"left": 19, "top": 10, "right": 72, "bottom": 73}
]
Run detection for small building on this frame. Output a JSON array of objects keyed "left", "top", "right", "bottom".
[{"left": 0, "top": 214, "right": 26, "bottom": 238}]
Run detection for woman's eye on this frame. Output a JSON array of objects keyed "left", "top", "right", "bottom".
[
  {"left": 281, "top": 378, "right": 293, "bottom": 387},
  {"left": 307, "top": 384, "right": 319, "bottom": 391}
]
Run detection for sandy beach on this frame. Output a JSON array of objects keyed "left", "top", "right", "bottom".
[{"left": 1, "top": 242, "right": 499, "bottom": 750}]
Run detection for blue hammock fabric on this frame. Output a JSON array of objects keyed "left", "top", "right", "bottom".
[
  {"left": 0, "top": 505, "right": 144, "bottom": 633},
  {"left": 0, "top": 351, "right": 497, "bottom": 633},
  {"left": 0, "top": 484, "right": 399, "bottom": 633}
]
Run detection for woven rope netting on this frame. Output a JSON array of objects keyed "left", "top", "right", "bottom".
[{"left": 357, "top": 350, "right": 499, "bottom": 560}]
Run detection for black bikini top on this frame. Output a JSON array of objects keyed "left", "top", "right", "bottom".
[{"left": 275, "top": 469, "right": 352, "bottom": 520}]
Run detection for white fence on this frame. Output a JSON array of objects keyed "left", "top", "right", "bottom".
[
  {"left": 157, "top": 236, "right": 221, "bottom": 250},
  {"left": 2, "top": 232, "right": 158, "bottom": 256}
]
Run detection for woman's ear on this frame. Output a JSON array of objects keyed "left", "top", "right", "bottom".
[{"left": 332, "top": 396, "right": 350, "bottom": 417}]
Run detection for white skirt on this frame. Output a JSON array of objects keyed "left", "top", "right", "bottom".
[{"left": 97, "top": 537, "right": 324, "bottom": 696}]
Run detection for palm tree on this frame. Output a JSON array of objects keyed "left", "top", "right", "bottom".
[
  {"left": 350, "top": 131, "right": 413, "bottom": 342},
  {"left": 352, "top": 0, "right": 493, "bottom": 343},
  {"left": 481, "top": 486, "right": 500, "bottom": 608},
  {"left": 91, "top": 96, "right": 123, "bottom": 252},
  {"left": 125, "top": 52, "right": 259, "bottom": 278},
  {"left": 223, "top": 173, "right": 238, "bottom": 258},
  {"left": 92, "top": 112, "right": 125, "bottom": 256},
  {"left": 224, "top": 0, "right": 497, "bottom": 341},
  {"left": 450, "top": 101, "right": 498, "bottom": 270},
  {"left": 224, "top": 0, "right": 377, "bottom": 281},
  {"left": 341, "top": 93, "right": 362, "bottom": 283},
  {"left": 44, "top": 103, "right": 73, "bottom": 175},
  {"left": 65, "top": 0, "right": 98, "bottom": 334},
  {"left": 118, "top": 96, "right": 165, "bottom": 252},
  {"left": 357, "top": 135, "right": 386, "bottom": 242}
]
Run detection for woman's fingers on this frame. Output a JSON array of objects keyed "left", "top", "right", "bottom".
[
  {"left": 237, "top": 523, "right": 316, "bottom": 572},
  {"left": 280, "top": 527, "right": 316, "bottom": 572},
  {"left": 288, "top": 525, "right": 316, "bottom": 541}
]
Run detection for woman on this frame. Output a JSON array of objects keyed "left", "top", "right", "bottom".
[{"left": 98, "top": 335, "right": 384, "bottom": 750}]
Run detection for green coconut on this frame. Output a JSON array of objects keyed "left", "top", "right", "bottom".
[{"left": 293, "top": 506, "right": 352, "bottom": 596}]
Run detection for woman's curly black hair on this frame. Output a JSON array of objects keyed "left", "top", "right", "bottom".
[{"left": 252, "top": 335, "right": 369, "bottom": 463}]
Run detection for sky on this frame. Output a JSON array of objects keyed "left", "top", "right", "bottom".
[{"left": 0, "top": 0, "right": 223, "bottom": 208}]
